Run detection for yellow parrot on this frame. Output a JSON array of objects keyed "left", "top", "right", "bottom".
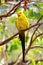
[{"left": 16, "top": 11, "right": 30, "bottom": 62}]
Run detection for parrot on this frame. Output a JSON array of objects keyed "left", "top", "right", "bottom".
[{"left": 16, "top": 11, "right": 30, "bottom": 62}]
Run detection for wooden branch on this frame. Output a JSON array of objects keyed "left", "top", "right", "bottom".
[
  {"left": 7, "top": 0, "right": 23, "bottom": 14},
  {"left": 33, "top": 3, "right": 43, "bottom": 10},
  {"left": 7, "top": 5, "right": 20, "bottom": 17},
  {"left": 0, "top": 22, "right": 43, "bottom": 46},
  {"left": 0, "top": 21, "right": 43, "bottom": 46},
  {"left": 31, "top": 46, "right": 43, "bottom": 49},
  {"left": 0, "top": 32, "right": 19, "bottom": 46},
  {"left": 8, "top": 58, "right": 43, "bottom": 65},
  {"left": 32, "top": 33, "right": 43, "bottom": 42},
  {"left": 0, "top": 0, "right": 23, "bottom": 17},
  {"left": 31, "top": 15, "right": 43, "bottom": 41},
  {"left": 25, "top": 15, "right": 43, "bottom": 55}
]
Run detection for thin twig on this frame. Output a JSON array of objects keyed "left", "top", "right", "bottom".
[
  {"left": 7, "top": 4, "right": 20, "bottom": 16},
  {"left": 7, "top": 0, "right": 23, "bottom": 14},
  {"left": 8, "top": 58, "right": 43, "bottom": 65},
  {"left": 33, "top": 3, "right": 43, "bottom": 10},
  {"left": 31, "top": 46, "right": 43, "bottom": 49},
  {"left": 32, "top": 33, "right": 43, "bottom": 42},
  {"left": 31, "top": 15, "right": 43, "bottom": 42},
  {"left": 0, "top": 0, "right": 23, "bottom": 17}
]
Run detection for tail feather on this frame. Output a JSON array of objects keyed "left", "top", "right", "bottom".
[{"left": 19, "top": 32, "right": 25, "bottom": 62}]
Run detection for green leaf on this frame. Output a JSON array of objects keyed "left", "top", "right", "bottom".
[
  {"left": 37, "top": 61, "right": 42, "bottom": 65},
  {"left": 6, "top": 38, "right": 21, "bottom": 55},
  {"left": 37, "top": 2, "right": 43, "bottom": 8},
  {"left": 23, "top": 10, "right": 29, "bottom": 18},
  {"left": 30, "top": 59, "right": 36, "bottom": 65},
  {"left": 8, "top": 16, "right": 17, "bottom": 24}
]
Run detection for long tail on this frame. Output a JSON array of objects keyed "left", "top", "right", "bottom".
[{"left": 19, "top": 32, "right": 25, "bottom": 62}]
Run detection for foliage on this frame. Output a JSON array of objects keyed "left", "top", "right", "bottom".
[
  {"left": 30, "top": 59, "right": 36, "bottom": 65},
  {"left": 8, "top": 16, "right": 17, "bottom": 24},
  {"left": 37, "top": 2, "right": 43, "bottom": 8},
  {"left": 6, "top": 38, "right": 21, "bottom": 55}
]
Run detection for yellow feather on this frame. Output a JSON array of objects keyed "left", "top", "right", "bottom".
[{"left": 16, "top": 11, "right": 30, "bottom": 31}]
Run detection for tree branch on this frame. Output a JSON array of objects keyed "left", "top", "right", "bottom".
[
  {"left": 31, "top": 46, "right": 43, "bottom": 49},
  {"left": 32, "top": 33, "right": 43, "bottom": 42},
  {"left": 25, "top": 15, "right": 43, "bottom": 55},
  {"left": 0, "top": 0, "right": 23, "bottom": 17},
  {"left": 0, "top": 22, "right": 43, "bottom": 46}
]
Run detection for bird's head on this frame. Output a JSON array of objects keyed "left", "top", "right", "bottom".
[
  {"left": 17, "top": 11, "right": 23, "bottom": 17},
  {"left": 17, "top": 11, "right": 26, "bottom": 20}
]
